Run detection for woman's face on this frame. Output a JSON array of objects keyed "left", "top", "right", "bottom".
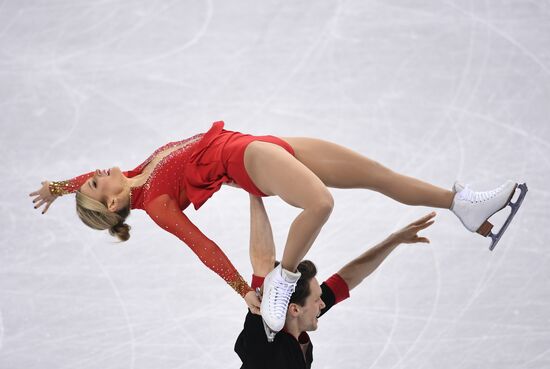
[{"left": 80, "top": 167, "right": 126, "bottom": 207}]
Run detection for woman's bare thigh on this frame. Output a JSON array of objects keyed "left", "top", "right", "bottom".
[
  {"left": 280, "top": 137, "right": 391, "bottom": 189},
  {"left": 243, "top": 141, "right": 331, "bottom": 209}
]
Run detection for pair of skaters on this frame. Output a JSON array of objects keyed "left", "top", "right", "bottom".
[
  {"left": 235, "top": 195, "right": 436, "bottom": 368},
  {"left": 30, "top": 122, "right": 526, "bottom": 340}
]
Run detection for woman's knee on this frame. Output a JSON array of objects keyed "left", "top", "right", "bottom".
[{"left": 309, "top": 190, "right": 334, "bottom": 220}]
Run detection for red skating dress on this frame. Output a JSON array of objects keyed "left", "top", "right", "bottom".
[{"left": 49, "top": 121, "right": 295, "bottom": 298}]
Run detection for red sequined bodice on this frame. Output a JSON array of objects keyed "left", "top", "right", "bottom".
[
  {"left": 127, "top": 133, "right": 203, "bottom": 212},
  {"left": 49, "top": 122, "right": 251, "bottom": 297}
]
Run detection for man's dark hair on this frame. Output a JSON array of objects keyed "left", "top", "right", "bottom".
[
  {"left": 273, "top": 260, "right": 317, "bottom": 307},
  {"left": 290, "top": 260, "right": 317, "bottom": 306}
]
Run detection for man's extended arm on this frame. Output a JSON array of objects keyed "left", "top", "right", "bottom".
[
  {"left": 249, "top": 195, "right": 276, "bottom": 278},
  {"left": 337, "top": 212, "right": 436, "bottom": 291}
]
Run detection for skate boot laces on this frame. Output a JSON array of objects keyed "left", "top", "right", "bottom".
[
  {"left": 459, "top": 183, "right": 507, "bottom": 204},
  {"left": 268, "top": 278, "right": 296, "bottom": 319}
]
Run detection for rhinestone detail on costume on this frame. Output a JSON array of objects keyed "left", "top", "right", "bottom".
[
  {"left": 49, "top": 180, "right": 74, "bottom": 196},
  {"left": 229, "top": 275, "right": 254, "bottom": 298},
  {"left": 47, "top": 123, "right": 253, "bottom": 298}
]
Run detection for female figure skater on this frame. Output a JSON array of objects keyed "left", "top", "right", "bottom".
[{"left": 29, "top": 121, "right": 523, "bottom": 336}]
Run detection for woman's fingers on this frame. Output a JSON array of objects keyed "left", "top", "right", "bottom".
[
  {"left": 245, "top": 291, "right": 262, "bottom": 315},
  {"left": 30, "top": 182, "right": 49, "bottom": 197},
  {"left": 43, "top": 202, "right": 53, "bottom": 214},
  {"left": 31, "top": 183, "right": 53, "bottom": 213},
  {"left": 248, "top": 302, "right": 261, "bottom": 315}
]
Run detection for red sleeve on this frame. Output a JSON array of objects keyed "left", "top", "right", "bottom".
[
  {"left": 49, "top": 172, "right": 95, "bottom": 196},
  {"left": 324, "top": 273, "right": 350, "bottom": 304},
  {"left": 251, "top": 275, "right": 265, "bottom": 290},
  {"left": 145, "top": 194, "right": 252, "bottom": 297}
]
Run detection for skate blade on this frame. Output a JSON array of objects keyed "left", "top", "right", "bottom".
[
  {"left": 475, "top": 182, "right": 519, "bottom": 238},
  {"left": 262, "top": 319, "right": 277, "bottom": 343},
  {"left": 475, "top": 182, "right": 518, "bottom": 237},
  {"left": 483, "top": 183, "right": 528, "bottom": 251}
]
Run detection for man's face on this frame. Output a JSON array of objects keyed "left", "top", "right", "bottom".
[{"left": 294, "top": 278, "right": 326, "bottom": 332}]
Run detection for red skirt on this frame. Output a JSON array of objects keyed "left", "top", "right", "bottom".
[{"left": 185, "top": 121, "right": 295, "bottom": 210}]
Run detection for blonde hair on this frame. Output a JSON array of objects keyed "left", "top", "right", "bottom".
[{"left": 75, "top": 191, "right": 131, "bottom": 241}]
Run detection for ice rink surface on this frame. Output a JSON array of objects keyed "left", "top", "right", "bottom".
[{"left": 1, "top": 0, "right": 549, "bottom": 368}]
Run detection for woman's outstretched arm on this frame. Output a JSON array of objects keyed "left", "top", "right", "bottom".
[
  {"left": 30, "top": 172, "right": 94, "bottom": 213},
  {"left": 145, "top": 194, "right": 255, "bottom": 298}
]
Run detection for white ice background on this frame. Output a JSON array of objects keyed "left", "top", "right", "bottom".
[{"left": 1, "top": 1, "right": 549, "bottom": 368}]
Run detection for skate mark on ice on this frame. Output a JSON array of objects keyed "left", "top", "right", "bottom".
[
  {"left": 86, "top": 247, "right": 137, "bottom": 369},
  {"left": 244, "top": 0, "right": 344, "bottom": 126},
  {"left": 442, "top": 1, "right": 476, "bottom": 122},
  {"left": 429, "top": 103, "right": 529, "bottom": 137},
  {"left": 407, "top": 185, "right": 527, "bottom": 366},
  {"left": 448, "top": 0, "right": 493, "bottom": 143},
  {"left": 366, "top": 287, "right": 401, "bottom": 369},
  {"left": 0, "top": 309, "right": 3, "bottom": 350},
  {"left": 102, "top": 0, "right": 214, "bottom": 70},
  {"left": 387, "top": 249, "right": 443, "bottom": 369},
  {"left": 440, "top": 0, "right": 484, "bottom": 194},
  {"left": 446, "top": 1, "right": 550, "bottom": 76},
  {"left": 167, "top": 307, "right": 222, "bottom": 367},
  {"left": 44, "top": 0, "right": 184, "bottom": 69}
]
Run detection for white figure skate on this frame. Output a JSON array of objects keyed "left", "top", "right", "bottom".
[
  {"left": 260, "top": 264, "right": 301, "bottom": 342},
  {"left": 452, "top": 180, "right": 528, "bottom": 250}
]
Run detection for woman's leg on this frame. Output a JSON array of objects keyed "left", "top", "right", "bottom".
[
  {"left": 281, "top": 137, "right": 454, "bottom": 209},
  {"left": 244, "top": 141, "right": 334, "bottom": 272}
]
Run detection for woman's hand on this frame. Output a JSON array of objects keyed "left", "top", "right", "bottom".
[
  {"left": 29, "top": 181, "right": 58, "bottom": 214},
  {"left": 244, "top": 290, "right": 261, "bottom": 315},
  {"left": 390, "top": 212, "right": 436, "bottom": 245}
]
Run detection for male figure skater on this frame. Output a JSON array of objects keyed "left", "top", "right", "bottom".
[{"left": 234, "top": 195, "right": 436, "bottom": 369}]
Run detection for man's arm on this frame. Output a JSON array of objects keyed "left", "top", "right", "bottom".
[
  {"left": 337, "top": 212, "right": 436, "bottom": 290},
  {"left": 249, "top": 195, "right": 276, "bottom": 278},
  {"left": 234, "top": 195, "right": 275, "bottom": 352}
]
